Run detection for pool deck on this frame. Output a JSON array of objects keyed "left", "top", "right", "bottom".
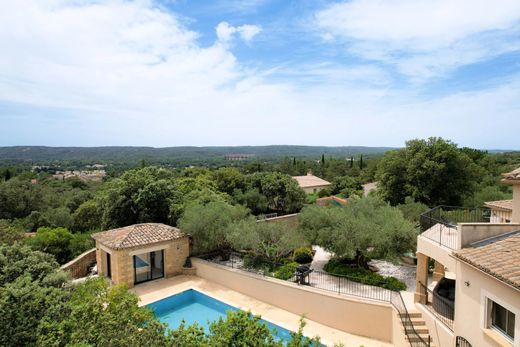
[{"left": 132, "top": 275, "right": 393, "bottom": 347}]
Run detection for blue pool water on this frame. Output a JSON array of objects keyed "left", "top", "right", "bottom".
[{"left": 146, "top": 289, "right": 294, "bottom": 342}]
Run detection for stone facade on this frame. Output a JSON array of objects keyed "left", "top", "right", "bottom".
[{"left": 96, "top": 237, "right": 190, "bottom": 288}]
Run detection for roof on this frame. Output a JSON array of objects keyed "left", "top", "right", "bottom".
[
  {"left": 502, "top": 167, "right": 520, "bottom": 184},
  {"left": 454, "top": 231, "right": 520, "bottom": 290},
  {"left": 292, "top": 174, "right": 331, "bottom": 188},
  {"left": 316, "top": 196, "right": 348, "bottom": 206},
  {"left": 92, "top": 223, "right": 186, "bottom": 250},
  {"left": 484, "top": 199, "right": 513, "bottom": 212}
]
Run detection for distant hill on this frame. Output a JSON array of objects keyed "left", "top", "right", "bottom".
[{"left": 0, "top": 145, "right": 396, "bottom": 165}]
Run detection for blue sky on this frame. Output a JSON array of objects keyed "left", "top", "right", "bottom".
[{"left": 0, "top": 0, "right": 519, "bottom": 149}]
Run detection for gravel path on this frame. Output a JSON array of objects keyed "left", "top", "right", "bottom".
[{"left": 310, "top": 246, "right": 417, "bottom": 293}]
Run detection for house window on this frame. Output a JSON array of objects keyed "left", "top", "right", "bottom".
[
  {"left": 133, "top": 250, "right": 164, "bottom": 284},
  {"left": 490, "top": 300, "right": 516, "bottom": 341}
]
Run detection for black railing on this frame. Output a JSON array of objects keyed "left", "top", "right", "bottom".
[
  {"left": 420, "top": 206, "right": 490, "bottom": 232},
  {"left": 420, "top": 206, "right": 490, "bottom": 249},
  {"left": 391, "top": 291, "right": 431, "bottom": 347},
  {"left": 456, "top": 336, "right": 472, "bottom": 347},
  {"left": 417, "top": 282, "right": 454, "bottom": 331},
  {"left": 201, "top": 253, "right": 431, "bottom": 347}
]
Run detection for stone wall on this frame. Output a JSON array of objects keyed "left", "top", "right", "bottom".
[
  {"left": 192, "top": 258, "right": 395, "bottom": 344},
  {"left": 61, "top": 248, "right": 96, "bottom": 279},
  {"left": 260, "top": 213, "right": 300, "bottom": 228}
]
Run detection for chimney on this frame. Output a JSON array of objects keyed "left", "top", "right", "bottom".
[{"left": 502, "top": 167, "right": 520, "bottom": 223}]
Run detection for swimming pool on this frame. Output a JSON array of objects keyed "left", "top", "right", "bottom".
[{"left": 146, "top": 289, "right": 294, "bottom": 342}]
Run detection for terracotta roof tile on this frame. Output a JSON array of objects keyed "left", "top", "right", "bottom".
[
  {"left": 292, "top": 174, "right": 331, "bottom": 188},
  {"left": 455, "top": 232, "right": 520, "bottom": 290},
  {"left": 484, "top": 200, "right": 513, "bottom": 212},
  {"left": 502, "top": 167, "right": 520, "bottom": 183},
  {"left": 91, "top": 223, "right": 186, "bottom": 250}
]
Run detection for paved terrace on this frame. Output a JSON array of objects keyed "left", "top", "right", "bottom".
[{"left": 133, "top": 275, "right": 393, "bottom": 347}]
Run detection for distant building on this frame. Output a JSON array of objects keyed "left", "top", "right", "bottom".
[
  {"left": 53, "top": 169, "right": 106, "bottom": 182},
  {"left": 225, "top": 154, "right": 253, "bottom": 161},
  {"left": 484, "top": 200, "right": 513, "bottom": 223},
  {"left": 292, "top": 173, "right": 331, "bottom": 194}
]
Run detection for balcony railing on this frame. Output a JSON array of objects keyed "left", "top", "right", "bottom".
[
  {"left": 417, "top": 281, "right": 454, "bottom": 331},
  {"left": 420, "top": 206, "right": 490, "bottom": 249}
]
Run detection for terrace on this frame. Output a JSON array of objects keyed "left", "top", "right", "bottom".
[{"left": 415, "top": 203, "right": 520, "bottom": 344}]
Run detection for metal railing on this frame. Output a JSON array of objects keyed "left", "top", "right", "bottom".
[
  {"left": 391, "top": 291, "right": 431, "bottom": 347},
  {"left": 420, "top": 206, "right": 490, "bottom": 231},
  {"left": 201, "top": 252, "right": 431, "bottom": 347},
  {"left": 420, "top": 206, "right": 490, "bottom": 249},
  {"left": 417, "top": 282, "right": 454, "bottom": 331},
  {"left": 456, "top": 336, "right": 472, "bottom": 347}
]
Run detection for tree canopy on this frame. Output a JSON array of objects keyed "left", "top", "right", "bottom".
[
  {"left": 179, "top": 201, "right": 250, "bottom": 254},
  {"left": 299, "top": 197, "right": 417, "bottom": 265},
  {"left": 376, "top": 137, "right": 480, "bottom": 206}
]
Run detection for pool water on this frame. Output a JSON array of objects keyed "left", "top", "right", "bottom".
[{"left": 146, "top": 289, "right": 294, "bottom": 342}]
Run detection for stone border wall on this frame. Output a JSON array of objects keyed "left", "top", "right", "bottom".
[
  {"left": 61, "top": 248, "right": 96, "bottom": 279},
  {"left": 192, "top": 257, "right": 397, "bottom": 344}
]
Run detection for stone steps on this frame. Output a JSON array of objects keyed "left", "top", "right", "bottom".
[{"left": 400, "top": 311, "right": 434, "bottom": 346}]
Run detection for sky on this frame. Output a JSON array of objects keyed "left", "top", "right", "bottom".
[{"left": 0, "top": 0, "right": 519, "bottom": 149}]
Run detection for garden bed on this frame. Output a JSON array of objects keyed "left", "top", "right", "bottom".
[{"left": 323, "top": 258, "right": 407, "bottom": 291}]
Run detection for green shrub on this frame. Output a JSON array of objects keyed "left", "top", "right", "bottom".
[
  {"left": 274, "top": 262, "right": 299, "bottom": 280},
  {"left": 324, "top": 259, "right": 406, "bottom": 291},
  {"left": 293, "top": 247, "right": 313, "bottom": 264}
]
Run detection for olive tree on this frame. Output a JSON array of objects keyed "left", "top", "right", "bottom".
[
  {"left": 227, "top": 219, "right": 306, "bottom": 263},
  {"left": 178, "top": 201, "right": 249, "bottom": 254},
  {"left": 299, "top": 197, "right": 417, "bottom": 267}
]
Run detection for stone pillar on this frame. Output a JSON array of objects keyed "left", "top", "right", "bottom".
[
  {"left": 414, "top": 253, "right": 429, "bottom": 304},
  {"left": 433, "top": 261, "right": 445, "bottom": 282}
]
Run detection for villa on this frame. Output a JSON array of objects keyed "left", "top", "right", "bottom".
[
  {"left": 293, "top": 172, "right": 331, "bottom": 193},
  {"left": 62, "top": 167, "right": 520, "bottom": 346},
  {"left": 415, "top": 166, "right": 520, "bottom": 347}
]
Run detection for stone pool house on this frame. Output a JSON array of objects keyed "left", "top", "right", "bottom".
[
  {"left": 91, "top": 223, "right": 191, "bottom": 288},
  {"left": 415, "top": 166, "right": 520, "bottom": 347}
]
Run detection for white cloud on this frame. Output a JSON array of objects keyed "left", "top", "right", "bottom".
[
  {"left": 216, "top": 22, "right": 262, "bottom": 43},
  {"left": 0, "top": 0, "right": 519, "bottom": 149},
  {"left": 315, "top": 0, "right": 520, "bottom": 80}
]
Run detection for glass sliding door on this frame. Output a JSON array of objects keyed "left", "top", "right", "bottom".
[
  {"left": 133, "top": 250, "right": 164, "bottom": 284},
  {"left": 150, "top": 250, "right": 164, "bottom": 280}
]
